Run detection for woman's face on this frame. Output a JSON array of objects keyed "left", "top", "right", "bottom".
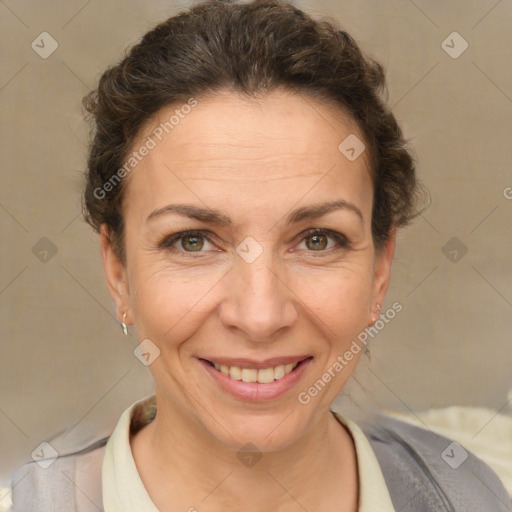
[{"left": 102, "top": 89, "right": 394, "bottom": 451}]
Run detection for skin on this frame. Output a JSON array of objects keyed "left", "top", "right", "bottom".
[{"left": 100, "top": 88, "right": 395, "bottom": 511}]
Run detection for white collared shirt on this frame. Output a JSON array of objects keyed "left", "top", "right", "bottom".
[{"left": 102, "top": 395, "right": 395, "bottom": 511}]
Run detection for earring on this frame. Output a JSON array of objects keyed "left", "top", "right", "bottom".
[
  {"left": 366, "top": 304, "right": 381, "bottom": 357},
  {"left": 371, "top": 304, "right": 381, "bottom": 325},
  {"left": 121, "top": 312, "right": 128, "bottom": 336}
]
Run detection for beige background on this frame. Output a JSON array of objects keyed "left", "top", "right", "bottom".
[{"left": 1, "top": 0, "right": 511, "bottom": 489}]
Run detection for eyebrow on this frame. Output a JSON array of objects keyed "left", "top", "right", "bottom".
[{"left": 146, "top": 199, "right": 364, "bottom": 227}]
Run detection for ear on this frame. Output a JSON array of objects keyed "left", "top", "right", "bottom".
[
  {"left": 369, "top": 228, "right": 396, "bottom": 324},
  {"left": 100, "top": 224, "right": 132, "bottom": 325}
]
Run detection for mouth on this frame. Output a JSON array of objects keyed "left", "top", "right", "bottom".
[{"left": 199, "top": 356, "right": 313, "bottom": 384}]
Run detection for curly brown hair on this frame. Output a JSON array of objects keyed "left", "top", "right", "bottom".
[{"left": 82, "top": 0, "right": 426, "bottom": 265}]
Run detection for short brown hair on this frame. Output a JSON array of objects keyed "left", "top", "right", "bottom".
[{"left": 82, "top": 0, "right": 426, "bottom": 264}]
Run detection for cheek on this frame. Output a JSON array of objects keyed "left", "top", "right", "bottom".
[
  {"left": 128, "top": 242, "right": 375, "bottom": 354},
  {"left": 291, "top": 263, "right": 374, "bottom": 338},
  {"left": 129, "top": 262, "right": 222, "bottom": 347}
]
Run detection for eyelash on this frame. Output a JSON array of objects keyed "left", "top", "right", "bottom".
[{"left": 158, "top": 228, "right": 351, "bottom": 256}]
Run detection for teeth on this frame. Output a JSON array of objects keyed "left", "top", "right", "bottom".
[
  {"left": 274, "top": 365, "right": 285, "bottom": 380},
  {"left": 210, "top": 361, "right": 300, "bottom": 383},
  {"left": 241, "top": 368, "right": 258, "bottom": 383},
  {"left": 229, "top": 366, "right": 242, "bottom": 380},
  {"left": 257, "top": 367, "right": 275, "bottom": 384}
]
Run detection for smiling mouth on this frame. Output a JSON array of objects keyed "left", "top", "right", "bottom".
[{"left": 200, "top": 357, "right": 313, "bottom": 384}]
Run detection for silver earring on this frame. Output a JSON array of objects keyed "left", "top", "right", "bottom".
[{"left": 121, "top": 313, "right": 128, "bottom": 336}]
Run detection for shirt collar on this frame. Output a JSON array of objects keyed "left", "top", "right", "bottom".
[
  {"left": 332, "top": 411, "right": 396, "bottom": 511},
  {"left": 102, "top": 395, "right": 395, "bottom": 511},
  {"left": 102, "top": 394, "right": 159, "bottom": 511}
]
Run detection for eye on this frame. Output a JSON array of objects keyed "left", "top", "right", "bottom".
[
  {"left": 158, "top": 230, "right": 216, "bottom": 254},
  {"left": 158, "top": 228, "right": 351, "bottom": 256},
  {"left": 297, "top": 228, "right": 350, "bottom": 253}
]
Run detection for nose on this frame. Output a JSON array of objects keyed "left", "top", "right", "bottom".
[{"left": 218, "top": 245, "right": 298, "bottom": 343}]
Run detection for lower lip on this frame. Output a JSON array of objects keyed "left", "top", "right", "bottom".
[{"left": 199, "top": 358, "right": 313, "bottom": 402}]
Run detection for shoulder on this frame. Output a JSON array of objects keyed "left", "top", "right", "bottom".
[
  {"left": 358, "top": 410, "right": 511, "bottom": 511},
  {"left": 10, "top": 395, "right": 154, "bottom": 511},
  {"left": 10, "top": 437, "right": 108, "bottom": 512}
]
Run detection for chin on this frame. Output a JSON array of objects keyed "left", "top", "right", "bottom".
[{"left": 199, "top": 403, "right": 317, "bottom": 453}]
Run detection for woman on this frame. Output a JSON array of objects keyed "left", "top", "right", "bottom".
[{"left": 10, "top": 0, "right": 510, "bottom": 510}]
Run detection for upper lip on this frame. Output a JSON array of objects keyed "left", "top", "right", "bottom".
[{"left": 199, "top": 355, "right": 312, "bottom": 369}]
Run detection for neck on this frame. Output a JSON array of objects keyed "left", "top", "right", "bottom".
[{"left": 130, "top": 395, "right": 359, "bottom": 512}]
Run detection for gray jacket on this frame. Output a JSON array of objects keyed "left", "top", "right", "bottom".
[{"left": 10, "top": 410, "right": 512, "bottom": 511}]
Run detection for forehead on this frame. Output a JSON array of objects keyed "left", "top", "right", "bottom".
[{"left": 123, "top": 89, "right": 373, "bottom": 221}]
